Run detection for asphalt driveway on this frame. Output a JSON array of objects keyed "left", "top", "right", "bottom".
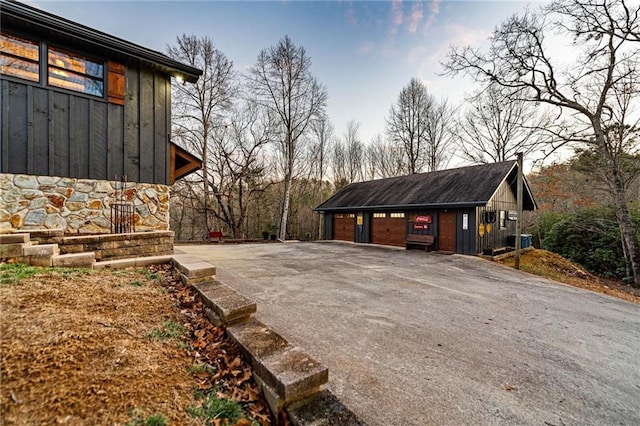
[{"left": 176, "top": 242, "right": 640, "bottom": 425}]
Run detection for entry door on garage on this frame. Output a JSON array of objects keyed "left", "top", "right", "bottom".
[{"left": 438, "top": 211, "right": 456, "bottom": 252}]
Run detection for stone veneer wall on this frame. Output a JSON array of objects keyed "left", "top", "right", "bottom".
[{"left": 0, "top": 173, "right": 170, "bottom": 234}]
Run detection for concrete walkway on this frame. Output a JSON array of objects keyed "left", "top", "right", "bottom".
[{"left": 176, "top": 242, "right": 640, "bottom": 425}]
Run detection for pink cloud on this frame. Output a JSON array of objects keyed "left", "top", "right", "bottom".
[
  {"left": 423, "top": 0, "right": 441, "bottom": 34},
  {"left": 408, "top": 2, "right": 423, "bottom": 34},
  {"left": 345, "top": 4, "right": 357, "bottom": 27},
  {"left": 357, "top": 41, "right": 374, "bottom": 55},
  {"left": 390, "top": 0, "right": 404, "bottom": 34}
]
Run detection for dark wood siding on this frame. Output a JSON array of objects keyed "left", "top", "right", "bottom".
[
  {"left": 477, "top": 178, "right": 517, "bottom": 253},
  {"left": 323, "top": 213, "right": 333, "bottom": 240},
  {"left": 334, "top": 216, "right": 354, "bottom": 241},
  {"left": 455, "top": 208, "right": 476, "bottom": 255},
  {"left": 1, "top": 64, "right": 172, "bottom": 184}
]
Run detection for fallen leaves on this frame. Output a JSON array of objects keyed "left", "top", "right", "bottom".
[
  {"left": 1, "top": 264, "right": 273, "bottom": 425},
  {"left": 153, "top": 264, "right": 272, "bottom": 423}
]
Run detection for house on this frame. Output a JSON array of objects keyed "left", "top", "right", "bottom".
[
  {"left": 315, "top": 161, "right": 536, "bottom": 255},
  {"left": 0, "top": 0, "right": 202, "bottom": 234}
]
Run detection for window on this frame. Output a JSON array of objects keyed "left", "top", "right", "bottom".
[
  {"left": 373, "top": 212, "right": 386, "bottom": 218},
  {"left": 499, "top": 210, "right": 507, "bottom": 228},
  {"left": 390, "top": 212, "right": 405, "bottom": 218},
  {"left": 48, "top": 47, "right": 104, "bottom": 96},
  {"left": 335, "top": 214, "right": 344, "bottom": 219},
  {"left": 0, "top": 33, "right": 39, "bottom": 82},
  {"left": 346, "top": 213, "right": 355, "bottom": 218}
]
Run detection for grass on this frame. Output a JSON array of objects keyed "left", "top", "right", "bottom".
[
  {"left": 0, "top": 263, "right": 90, "bottom": 285},
  {"left": 145, "top": 320, "right": 187, "bottom": 341},
  {"left": 0, "top": 263, "right": 42, "bottom": 285},
  {"left": 125, "top": 412, "right": 167, "bottom": 426},
  {"left": 189, "top": 362, "right": 217, "bottom": 375},
  {"left": 187, "top": 393, "right": 244, "bottom": 423}
]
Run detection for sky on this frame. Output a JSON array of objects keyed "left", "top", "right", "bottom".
[{"left": 28, "top": 0, "right": 542, "bottom": 164}]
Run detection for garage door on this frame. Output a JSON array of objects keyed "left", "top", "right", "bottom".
[
  {"left": 334, "top": 215, "right": 354, "bottom": 241},
  {"left": 371, "top": 213, "right": 406, "bottom": 247}
]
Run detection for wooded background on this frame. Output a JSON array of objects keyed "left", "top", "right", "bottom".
[{"left": 167, "top": 0, "right": 640, "bottom": 286}]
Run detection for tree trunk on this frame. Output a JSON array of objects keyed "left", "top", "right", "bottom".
[
  {"left": 594, "top": 122, "right": 640, "bottom": 287},
  {"left": 279, "top": 171, "right": 292, "bottom": 241},
  {"left": 611, "top": 180, "right": 640, "bottom": 286}
]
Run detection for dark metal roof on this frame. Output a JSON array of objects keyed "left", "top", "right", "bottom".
[
  {"left": 1, "top": 0, "right": 202, "bottom": 83},
  {"left": 316, "top": 161, "right": 537, "bottom": 212}
]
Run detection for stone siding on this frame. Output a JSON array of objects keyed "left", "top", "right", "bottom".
[{"left": 0, "top": 173, "right": 170, "bottom": 234}]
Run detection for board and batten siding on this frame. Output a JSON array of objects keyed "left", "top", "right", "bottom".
[
  {"left": 1, "top": 66, "right": 172, "bottom": 185},
  {"left": 476, "top": 178, "right": 518, "bottom": 254}
]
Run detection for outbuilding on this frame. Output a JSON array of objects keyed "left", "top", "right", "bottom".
[{"left": 315, "top": 161, "right": 536, "bottom": 255}]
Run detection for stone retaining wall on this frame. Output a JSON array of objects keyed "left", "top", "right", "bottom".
[
  {"left": 0, "top": 173, "right": 169, "bottom": 234},
  {"left": 59, "top": 231, "right": 174, "bottom": 262}
]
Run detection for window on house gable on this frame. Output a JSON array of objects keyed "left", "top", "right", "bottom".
[
  {"left": 48, "top": 47, "right": 104, "bottom": 97},
  {"left": 500, "top": 210, "right": 507, "bottom": 229},
  {"left": 0, "top": 33, "right": 39, "bottom": 82}
]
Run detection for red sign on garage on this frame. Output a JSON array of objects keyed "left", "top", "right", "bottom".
[{"left": 415, "top": 215, "right": 432, "bottom": 223}]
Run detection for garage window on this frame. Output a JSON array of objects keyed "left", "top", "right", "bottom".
[
  {"left": 335, "top": 214, "right": 344, "bottom": 219},
  {"left": 345, "top": 213, "right": 355, "bottom": 218},
  {"left": 373, "top": 213, "right": 386, "bottom": 218},
  {"left": 390, "top": 213, "right": 405, "bottom": 218}
]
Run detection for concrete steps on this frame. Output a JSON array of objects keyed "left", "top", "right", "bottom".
[
  {"left": 170, "top": 254, "right": 361, "bottom": 423},
  {"left": 1, "top": 232, "right": 95, "bottom": 268}
]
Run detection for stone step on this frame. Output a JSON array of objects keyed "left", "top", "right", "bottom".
[
  {"left": 253, "top": 346, "right": 329, "bottom": 403},
  {"left": 23, "top": 243, "right": 59, "bottom": 257},
  {"left": 227, "top": 318, "right": 328, "bottom": 407},
  {"left": 52, "top": 252, "right": 95, "bottom": 268},
  {"left": 0, "top": 242, "right": 29, "bottom": 259},
  {"left": 0, "top": 233, "right": 30, "bottom": 244},
  {"left": 93, "top": 255, "right": 173, "bottom": 270},
  {"left": 192, "top": 280, "right": 256, "bottom": 325},
  {"left": 171, "top": 254, "right": 216, "bottom": 281}
]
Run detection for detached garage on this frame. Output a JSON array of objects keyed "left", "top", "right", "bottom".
[{"left": 316, "top": 161, "right": 536, "bottom": 255}]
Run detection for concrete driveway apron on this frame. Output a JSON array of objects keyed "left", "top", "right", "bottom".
[{"left": 176, "top": 242, "right": 640, "bottom": 426}]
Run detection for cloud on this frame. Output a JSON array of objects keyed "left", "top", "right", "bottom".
[
  {"left": 357, "top": 40, "right": 374, "bottom": 55},
  {"left": 390, "top": 0, "right": 404, "bottom": 34},
  {"left": 345, "top": 4, "right": 357, "bottom": 27},
  {"left": 422, "top": 0, "right": 441, "bottom": 34},
  {"left": 407, "top": 2, "right": 424, "bottom": 34}
]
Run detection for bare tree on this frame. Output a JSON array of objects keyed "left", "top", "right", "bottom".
[
  {"left": 343, "top": 120, "right": 365, "bottom": 183},
  {"left": 309, "top": 116, "right": 334, "bottom": 238},
  {"left": 331, "top": 140, "right": 349, "bottom": 190},
  {"left": 168, "top": 35, "right": 234, "bottom": 233},
  {"left": 444, "top": 0, "right": 640, "bottom": 286},
  {"left": 208, "top": 102, "right": 275, "bottom": 238},
  {"left": 386, "top": 78, "right": 430, "bottom": 174},
  {"left": 455, "top": 85, "right": 552, "bottom": 163},
  {"left": 367, "top": 134, "right": 406, "bottom": 179},
  {"left": 386, "top": 78, "right": 454, "bottom": 173},
  {"left": 424, "top": 98, "right": 455, "bottom": 171},
  {"left": 248, "top": 35, "right": 327, "bottom": 240}
]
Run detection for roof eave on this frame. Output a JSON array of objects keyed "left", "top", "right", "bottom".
[
  {"left": 314, "top": 201, "right": 488, "bottom": 212},
  {"left": 1, "top": 0, "right": 202, "bottom": 83}
]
